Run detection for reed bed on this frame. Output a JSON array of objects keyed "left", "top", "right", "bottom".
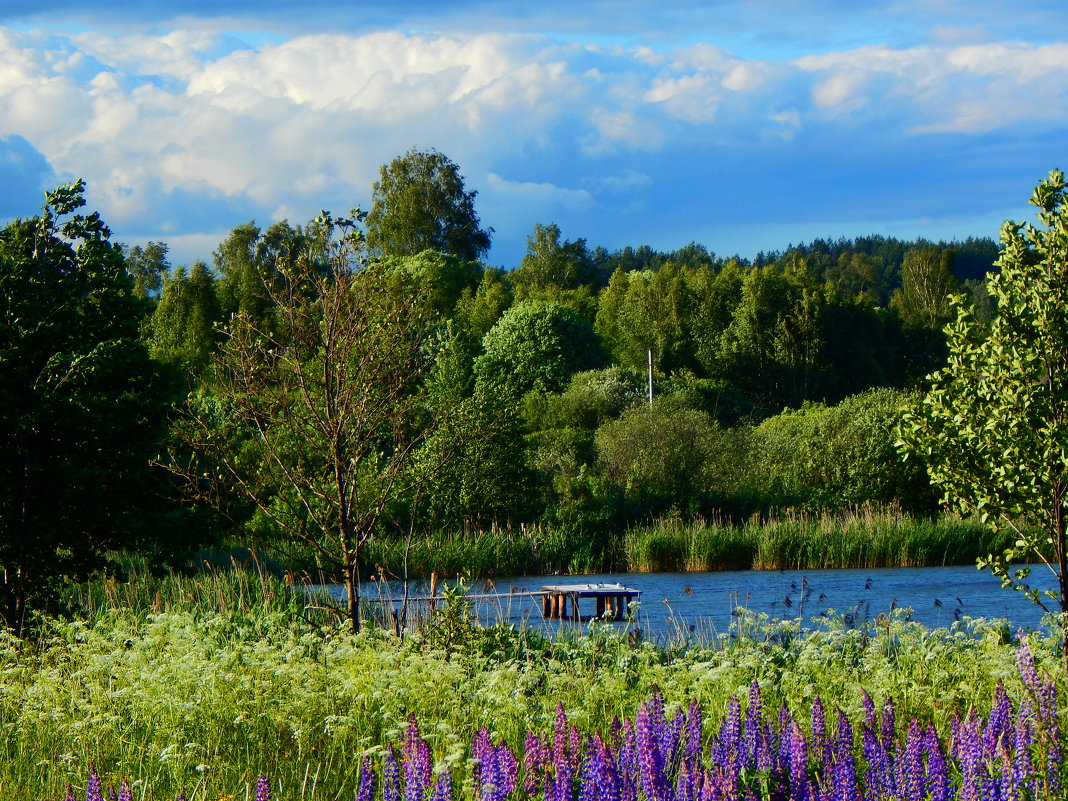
[{"left": 623, "top": 509, "right": 1009, "bottom": 573}]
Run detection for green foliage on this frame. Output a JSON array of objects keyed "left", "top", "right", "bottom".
[
  {"left": 366, "top": 149, "right": 491, "bottom": 261},
  {"left": 899, "top": 169, "right": 1068, "bottom": 638},
  {"left": 595, "top": 401, "right": 723, "bottom": 516},
  {"left": 749, "top": 388, "right": 936, "bottom": 513},
  {"left": 474, "top": 300, "right": 605, "bottom": 398},
  {"left": 0, "top": 180, "right": 179, "bottom": 628},
  {"left": 123, "top": 240, "right": 170, "bottom": 300},
  {"left": 147, "top": 261, "right": 222, "bottom": 375},
  {"left": 511, "top": 222, "right": 598, "bottom": 295},
  {"left": 378, "top": 249, "right": 484, "bottom": 320}
]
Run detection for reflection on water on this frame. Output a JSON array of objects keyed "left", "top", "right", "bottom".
[{"left": 332, "top": 564, "right": 1059, "bottom": 639}]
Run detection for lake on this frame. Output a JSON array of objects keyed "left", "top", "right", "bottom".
[{"left": 350, "top": 564, "right": 1059, "bottom": 639}]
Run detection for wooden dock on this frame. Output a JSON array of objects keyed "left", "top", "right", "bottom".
[{"left": 540, "top": 583, "right": 640, "bottom": 621}]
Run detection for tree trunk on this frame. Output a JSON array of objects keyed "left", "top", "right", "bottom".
[{"left": 342, "top": 553, "right": 360, "bottom": 635}]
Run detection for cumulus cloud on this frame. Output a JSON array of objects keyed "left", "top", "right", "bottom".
[{"left": 0, "top": 21, "right": 1065, "bottom": 265}]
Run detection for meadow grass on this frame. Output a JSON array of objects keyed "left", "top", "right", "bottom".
[{"left": 4, "top": 562, "right": 1062, "bottom": 799}]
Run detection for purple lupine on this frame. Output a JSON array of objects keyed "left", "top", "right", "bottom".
[
  {"left": 554, "top": 702, "right": 577, "bottom": 801},
  {"left": 1010, "top": 701, "right": 1037, "bottom": 801},
  {"left": 786, "top": 719, "right": 809, "bottom": 801},
  {"left": 475, "top": 731, "right": 503, "bottom": 801},
  {"left": 636, "top": 696, "right": 674, "bottom": 801},
  {"left": 580, "top": 734, "right": 621, "bottom": 801},
  {"left": 664, "top": 706, "right": 686, "bottom": 778},
  {"left": 741, "top": 681, "right": 762, "bottom": 770},
  {"left": 255, "top": 774, "right": 271, "bottom": 801},
  {"left": 832, "top": 710, "right": 859, "bottom": 801},
  {"left": 618, "top": 718, "right": 639, "bottom": 801},
  {"left": 878, "top": 699, "right": 895, "bottom": 759},
  {"left": 860, "top": 714, "right": 892, "bottom": 801},
  {"left": 984, "top": 681, "right": 1013, "bottom": 760},
  {"left": 497, "top": 740, "right": 519, "bottom": 798},
  {"left": 923, "top": 724, "right": 951, "bottom": 801},
  {"left": 523, "top": 731, "right": 546, "bottom": 798},
  {"left": 384, "top": 746, "right": 403, "bottom": 801},
  {"left": 811, "top": 697, "right": 831, "bottom": 776},
  {"left": 897, "top": 719, "right": 924, "bottom": 801},
  {"left": 404, "top": 715, "right": 433, "bottom": 801},
  {"left": 65, "top": 785, "right": 76, "bottom": 801},
  {"left": 107, "top": 786, "right": 118, "bottom": 801},
  {"left": 118, "top": 779, "right": 133, "bottom": 801},
  {"left": 429, "top": 772, "right": 454, "bottom": 801},
  {"left": 357, "top": 755, "right": 378, "bottom": 801},
  {"left": 861, "top": 691, "right": 877, "bottom": 731},
  {"left": 684, "top": 701, "right": 703, "bottom": 768},
  {"left": 956, "top": 708, "right": 989, "bottom": 801},
  {"left": 86, "top": 765, "right": 104, "bottom": 801}
]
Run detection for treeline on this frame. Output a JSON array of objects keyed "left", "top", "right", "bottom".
[
  {"left": 140, "top": 156, "right": 995, "bottom": 545},
  {"left": 0, "top": 155, "right": 1000, "bottom": 623}
]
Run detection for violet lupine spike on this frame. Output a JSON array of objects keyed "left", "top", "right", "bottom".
[
  {"left": 810, "top": 696, "right": 830, "bottom": 775},
  {"left": 741, "top": 681, "right": 762, "bottom": 770},
  {"left": 404, "top": 715, "right": 433, "bottom": 801},
  {"left": 861, "top": 691, "right": 876, "bottom": 731},
  {"left": 523, "top": 732, "right": 545, "bottom": 799},
  {"left": 956, "top": 709, "right": 988, "bottom": 801},
  {"left": 555, "top": 702, "right": 577, "bottom": 792},
  {"left": 879, "top": 698, "right": 895, "bottom": 758},
  {"left": 674, "top": 761, "right": 694, "bottom": 801},
  {"left": 473, "top": 727, "right": 493, "bottom": 789},
  {"left": 1011, "top": 701, "right": 1037, "bottom": 801},
  {"left": 255, "top": 774, "right": 271, "bottom": 801},
  {"left": 664, "top": 707, "right": 686, "bottom": 778},
  {"left": 384, "top": 746, "right": 403, "bottom": 801},
  {"left": 923, "top": 724, "right": 951, "bottom": 801},
  {"left": 684, "top": 702, "right": 702, "bottom": 767},
  {"left": 833, "top": 710, "right": 859, "bottom": 801},
  {"left": 357, "top": 755, "right": 378, "bottom": 801},
  {"left": 118, "top": 780, "right": 133, "bottom": 801},
  {"left": 429, "top": 772, "right": 454, "bottom": 801},
  {"left": 636, "top": 697, "right": 674, "bottom": 801},
  {"left": 618, "top": 718, "right": 639, "bottom": 801},
  {"left": 580, "top": 734, "right": 621, "bottom": 801},
  {"left": 86, "top": 765, "right": 104, "bottom": 801},
  {"left": 860, "top": 718, "right": 888, "bottom": 801},
  {"left": 786, "top": 719, "right": 809, "bottom": 801},
  {"left": 610, "top": 717, "right": 624, "bottom": 757},
  {"left": 497, "top": 740, "right": 519, "bottom": 798},
  {"left": 65, "top": 785, "right": 76, "bottom": 801},
  {"left": 984, "top": 680, "right": 1013, "bottom": 760},
  {"left": 899, "top": 719, "right": 924, "bottom": 801},
  {"left": 476, "top": 735, "right": 502, "bottom": 801},
  {"left": 949, "top": 711, "right": 963, "bottom": 762}
]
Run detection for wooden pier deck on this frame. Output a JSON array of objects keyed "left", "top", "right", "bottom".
[{"left": 540, "top": 583, "right": 640, "bottom": 621}]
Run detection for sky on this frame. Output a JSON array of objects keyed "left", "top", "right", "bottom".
[{"left": 1, "top": 0, "right": 1067, "bottom": 268}]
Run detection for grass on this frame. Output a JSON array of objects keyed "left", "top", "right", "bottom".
[
  {"left": 624, "top": 509, "right": 1010, "bottom": 573},
  {"left": 1, "top": 561, "right": 1061, "bottom": 799},
  {"left": 364, "top": 510, "right": 1012, "bottom": 580}
]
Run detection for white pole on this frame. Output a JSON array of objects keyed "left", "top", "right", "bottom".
[{"left": 647, "top": 348, "right": 653, "bottom": 408}]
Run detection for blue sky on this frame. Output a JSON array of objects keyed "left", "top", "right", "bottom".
[{"left": 1, "top": 0, "right": 1066, "bottom": 267}]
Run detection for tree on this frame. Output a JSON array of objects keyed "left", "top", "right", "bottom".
[
  {"left": 474, "top": 300, "right": 604, "bottom": 398},
  {"left": 124, "top": 240, "right": 170, "bottom": 300},
  {"left": 174, "top": 211, "right": 439, "bottom": 632},
  {"left": 148, "top": 261, "right": 222, "bottom": 376},
  {"left": 511, "top": 222, "right": 596, "bottom": 293},
  {"left": 0, "top": 181, "right": 172, "bottom": 629},
  {"left": 366, "top": 149, "right": 491, "bottom": 261},
  {"left": 898, "top": 170, "right": 1068, "bottom": 653}
]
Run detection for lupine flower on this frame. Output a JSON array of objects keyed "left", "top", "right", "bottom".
[
  {"left": 879, "top": 698, "right": 895, "bottom": 759},
  {"left": 86, "top": 765, "right": 103, "bottom": 801},
  {"left": 65, "top": 785, "right": 76, "bottom": 801},
  {"left": 429, "top": 772, "right": 453, "bottom": 801},
  {"left": 898, "top": 719, "right": 924, "bottom": 801},
  {"left": 357, "top": 754, "right": 378, "bottom": 801},
  {"left": 581, "top": 734, "right": 621, "bottom": 801},
  {"left": 255, "top": 773, "right": 271, "bottom": 801},
  {"left": 617, "top": 718, "right": 639, "bottom": 801},
  {"left": 636, "top": 696, "right": 674, "bottom": 801},
  {"left": 984, "top": 681, "right": 1013, "bottom": 759},
  {"left": 384, "top": 746, "right": 403, "bottom": 801},
  {"left": 684, "top": 701, "right": 703, "bottom": 768},
  {"left": 523, "top": 731, "right": 546, "bottom": 798},
  {"left": 924, "top": 724, "right": 951, "bottom": 801},
  {"left": 956, "top": 709, "right": 989, "bottom": 801},
  {"left": 497, "top": 741, "right": 518, "bottom": 798},
  {"left": 833, "top": 710, "right": 859, "bottom": 801},
  {"left": 404, "top": 715, "right": 433, "bottom": 801},
  {"left": 810, "top": 696, "right": 831, "bottom": 776},
  {"left": 741, "top": 681, "right": 762, "bottom": 769},
  {"left": 785, "top": 719, "right": 809, "bottom": 801},
  {"left": 118, "top": 779, "right": 132, "bottom": 801}
]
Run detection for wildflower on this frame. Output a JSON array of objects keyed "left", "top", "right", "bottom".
[
  {"left": 255, "top": 774, "right": 271, "bottom": 801},
  {"left": 357, "top": 754, "right": 378, "bottom": 801}
]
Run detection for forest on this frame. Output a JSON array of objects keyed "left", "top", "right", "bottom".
[{"left": 0, "top": 148, "right": 1009, "bottom": 630}]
